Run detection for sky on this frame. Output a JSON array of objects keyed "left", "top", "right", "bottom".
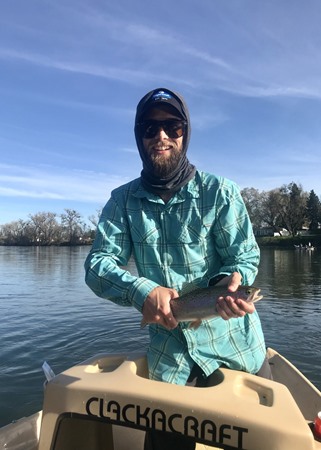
[{"left": 1, "top": 0, "right": 321, "bottom": 226}]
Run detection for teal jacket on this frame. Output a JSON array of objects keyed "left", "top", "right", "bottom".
[{"left": 85, "top": 171, "right": 266, "bottom": 384}]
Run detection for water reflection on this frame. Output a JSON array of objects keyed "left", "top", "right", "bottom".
[
  {"left": 258, "top": 248, "right": 321, "bottom": 300},
  {"left": 256, "top": 247, "right": 321, "bottom": 389}
]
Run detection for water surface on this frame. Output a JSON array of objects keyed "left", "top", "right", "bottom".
[{"left": 0, "top": 246, "right": 320, "bottom": 427}]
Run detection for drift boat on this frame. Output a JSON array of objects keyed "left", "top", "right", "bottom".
[{"left": 1, "top": 348, "right": 321, "bottom": 450}]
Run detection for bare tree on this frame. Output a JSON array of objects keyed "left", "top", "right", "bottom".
[
  {"left": 60, "top": 209, "right": 84, "bottom": 244},
  {"left": 0, "top": 220, "right": 31, "bottom": 245},
  {"left": 260, "top": 189, "right": 284, "bottom": 235},
  {"left": 88, "top": 208, "right": 102, "bottom": 228},
  {"left": 241, "top": 187, "right": 265, "bottom": 228},
  {"left": 278, "top": 183, "right": 308, "bottom": 236},
  {"left": 28, "top": 212, "right": 61, "bottom": 244}
]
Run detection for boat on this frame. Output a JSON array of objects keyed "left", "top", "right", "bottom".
[
  {"left": 0, "top": 348, "right": 321, "bottom": 450},
  {"left": 294, "top": 243, "right": 315, "bottom": 251},
  {"left": 306, "top": 245, "right": 315, "bottom": 251}
]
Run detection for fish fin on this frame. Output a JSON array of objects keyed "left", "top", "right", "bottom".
[
  {"left": 188, "top": 319, "right": 202, "bottom": 329},
  {"left": 140, "top": 319, "right": 148, "bottom": 329},
  {"left": 179, "top": 282, "right": 204, "bottom": 297}
]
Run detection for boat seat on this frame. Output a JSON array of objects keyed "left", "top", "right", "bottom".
[{"left": 38, "top": 352, "right": 318, "bottom": 450}]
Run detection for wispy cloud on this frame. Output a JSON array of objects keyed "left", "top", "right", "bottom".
[
  {"left": 1, "top": 0, "right": 321, "bottom": 226},
  {"left": 2, "top": 2, "right": 321, "bottom": 101},
  {"left": 0, "top": 164, "right": 127, "bottom": 203},
  {"left": 0, "top": 47, "right": 196, "bottom": 88},
  {"left": 215, "top": 83, "right": 321, "bottom": 100},
  {"left": 192, "top": 112, "right": 229, "bottom": 130}
]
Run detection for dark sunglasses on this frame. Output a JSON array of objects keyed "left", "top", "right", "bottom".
[{"left": 138, "top": 120, "right": 187, "bottom": 139}]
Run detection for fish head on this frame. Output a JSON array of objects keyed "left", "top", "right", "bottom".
[{"left": 243, "top": 286, "right": 263, "bottom": 303}]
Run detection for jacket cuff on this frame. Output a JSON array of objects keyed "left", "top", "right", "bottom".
[{"left": 129, "top": 278, "right": 159, "bottom": 313}]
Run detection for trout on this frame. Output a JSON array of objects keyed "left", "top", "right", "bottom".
[{"left": 141, "top": 285, "right": 262, "bottom": 328}]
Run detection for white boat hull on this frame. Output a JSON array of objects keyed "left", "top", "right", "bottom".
[{"left": 1, "top": 348, "right": 321, "bottom": 450}]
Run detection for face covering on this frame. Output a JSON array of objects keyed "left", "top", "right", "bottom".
[{"left": 134, "top": 88, "right": 196, "bottom": 196}]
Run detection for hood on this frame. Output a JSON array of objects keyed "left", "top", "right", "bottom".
[{"left": 134, "top": 87, "right": 195, "bottom": 195}]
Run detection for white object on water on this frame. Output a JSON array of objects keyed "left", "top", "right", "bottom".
[{"left": 42, "top": 361, "right": 55, "bottom": 382}]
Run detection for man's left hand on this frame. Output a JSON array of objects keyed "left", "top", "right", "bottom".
[{"left": 215, "top": 272, "right": 256, "bottom": 320}]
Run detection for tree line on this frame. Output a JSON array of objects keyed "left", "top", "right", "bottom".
[
  {"left": 0, "top": 208, "right": 100, "bottom": 246},
  {"left": 241, "top": 182, "right": 321, "bottom": 237},
  {"left": 1, "top": 182, "right": 321, "bottom": 246}
]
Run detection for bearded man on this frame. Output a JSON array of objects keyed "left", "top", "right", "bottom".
[{"left": 85, "top": 88, "right": 269, "bottom": 450}]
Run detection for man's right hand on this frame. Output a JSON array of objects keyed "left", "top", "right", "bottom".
[{"left": 141, "top": 286, "right": 179, "bottom": 329}]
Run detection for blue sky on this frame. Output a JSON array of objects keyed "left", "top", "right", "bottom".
[{"left": 1, "top": 0, "right": 321, "bottom": 226}]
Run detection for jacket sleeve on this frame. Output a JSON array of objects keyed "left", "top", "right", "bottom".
[
  {"left": 84, "top": 195, "right": 158, "bottom": 313},
  {"left": 212, "top": 181, "right": 260, "bottom": 286}
]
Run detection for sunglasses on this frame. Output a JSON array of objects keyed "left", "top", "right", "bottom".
[{"left": 138, "top": 120, "right": 187, "bottom": 139}]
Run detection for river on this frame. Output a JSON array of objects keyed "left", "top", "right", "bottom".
[{"left": 0, "top": 245, "right": 320, "bottom": 427}]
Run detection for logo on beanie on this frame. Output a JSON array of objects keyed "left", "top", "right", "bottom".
[{"left": 152, "top": 90, "right": 172, "bottom": 102}]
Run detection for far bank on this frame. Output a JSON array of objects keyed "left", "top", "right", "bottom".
[{"left": 256, "top": 232, "right": 321, "bottom": 248}]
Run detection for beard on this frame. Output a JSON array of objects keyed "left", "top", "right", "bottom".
[{"left": 146, "top": 147, "right": 182, "bottom": 178}]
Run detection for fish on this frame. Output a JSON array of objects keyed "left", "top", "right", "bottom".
[{"left": 141, "top": 285, "right": 262, "bottom": 329}]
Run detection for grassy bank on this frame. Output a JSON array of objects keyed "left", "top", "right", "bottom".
[{"left": 256, "top": 232, "right": 321, "bottom": 248}]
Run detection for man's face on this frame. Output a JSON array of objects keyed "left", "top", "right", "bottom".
[{"left": 142, "top": 108, "right": 184, "bottom": 177}]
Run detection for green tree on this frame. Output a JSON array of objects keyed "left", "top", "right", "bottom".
[
  {"left": 278, "top": 182, "right": 307, "bottom": 236},
  {"left": 306, "top": 190, "right": 321, "bottom": 231}
]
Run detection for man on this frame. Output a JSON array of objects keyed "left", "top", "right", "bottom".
[{"left": 85, "top": 87, "right": 269, "bottom": 448}]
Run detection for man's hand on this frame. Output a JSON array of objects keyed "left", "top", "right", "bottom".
[
  {"left": 215, "top": 272, "right": 256, "bottom": 320},
  {"left": 141, "top": 286, "right": 179, "bottom": 329}
]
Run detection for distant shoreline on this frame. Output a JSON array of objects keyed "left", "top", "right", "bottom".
[
  {"left": 256, "top": 234, "right": 321, "bottom": 248},
  {"left": 1, "top": 235, "right": 321, "bottom": 249}
]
